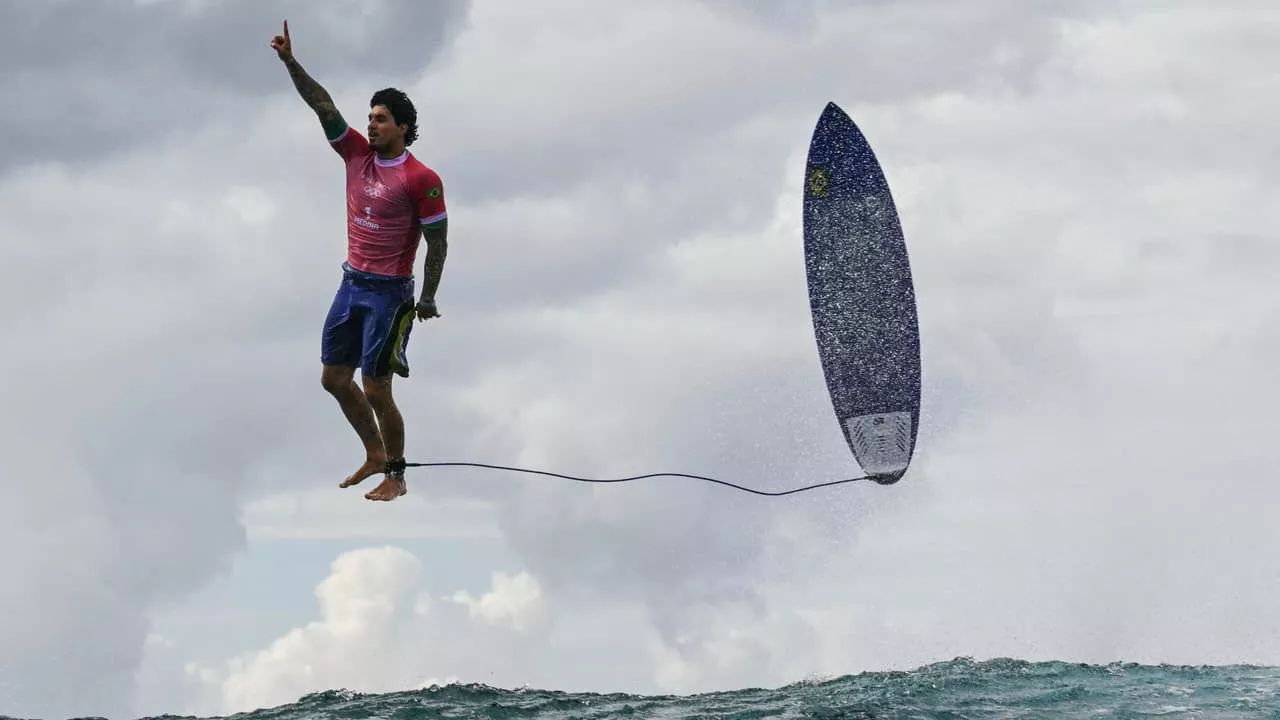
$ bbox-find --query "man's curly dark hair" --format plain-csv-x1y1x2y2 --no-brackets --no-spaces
371,87,418,146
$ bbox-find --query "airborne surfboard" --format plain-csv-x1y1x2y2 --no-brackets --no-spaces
803,101,921,485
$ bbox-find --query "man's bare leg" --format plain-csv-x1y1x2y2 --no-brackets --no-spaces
362,373,407,501
321,364,387,487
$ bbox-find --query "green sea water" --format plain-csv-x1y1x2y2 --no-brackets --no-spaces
117,657,1280,720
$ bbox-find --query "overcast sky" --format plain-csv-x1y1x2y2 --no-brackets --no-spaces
2,0,1278,718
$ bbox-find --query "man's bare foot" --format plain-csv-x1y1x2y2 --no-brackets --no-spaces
365,474,407,501
340,454,387,488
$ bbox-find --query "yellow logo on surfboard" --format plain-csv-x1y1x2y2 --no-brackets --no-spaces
807,167,830,197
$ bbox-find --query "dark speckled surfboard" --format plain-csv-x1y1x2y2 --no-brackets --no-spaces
803,101,921,485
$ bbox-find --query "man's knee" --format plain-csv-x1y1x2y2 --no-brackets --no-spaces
321,365,356,395
362,373,394,408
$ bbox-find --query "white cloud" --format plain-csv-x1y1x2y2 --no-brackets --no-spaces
449,571,548,633
189,547,550,715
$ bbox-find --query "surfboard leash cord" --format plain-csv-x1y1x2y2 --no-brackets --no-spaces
388,459,871,497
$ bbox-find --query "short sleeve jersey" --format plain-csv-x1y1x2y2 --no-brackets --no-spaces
329,126,447,277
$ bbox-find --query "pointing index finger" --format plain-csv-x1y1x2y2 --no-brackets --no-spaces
283,19,289,40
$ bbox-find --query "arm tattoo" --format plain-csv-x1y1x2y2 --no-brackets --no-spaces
421,223,448,301
283,57,345,136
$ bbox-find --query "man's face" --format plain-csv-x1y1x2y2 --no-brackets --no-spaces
367,104,403,151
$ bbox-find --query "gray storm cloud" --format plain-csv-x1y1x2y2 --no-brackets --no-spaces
0,0,467,173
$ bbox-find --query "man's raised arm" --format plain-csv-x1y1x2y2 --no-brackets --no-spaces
270,20,348,140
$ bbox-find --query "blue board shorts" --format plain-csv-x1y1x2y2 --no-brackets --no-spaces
321,262,416,378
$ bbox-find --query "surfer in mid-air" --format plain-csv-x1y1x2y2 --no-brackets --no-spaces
271,19,449,502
